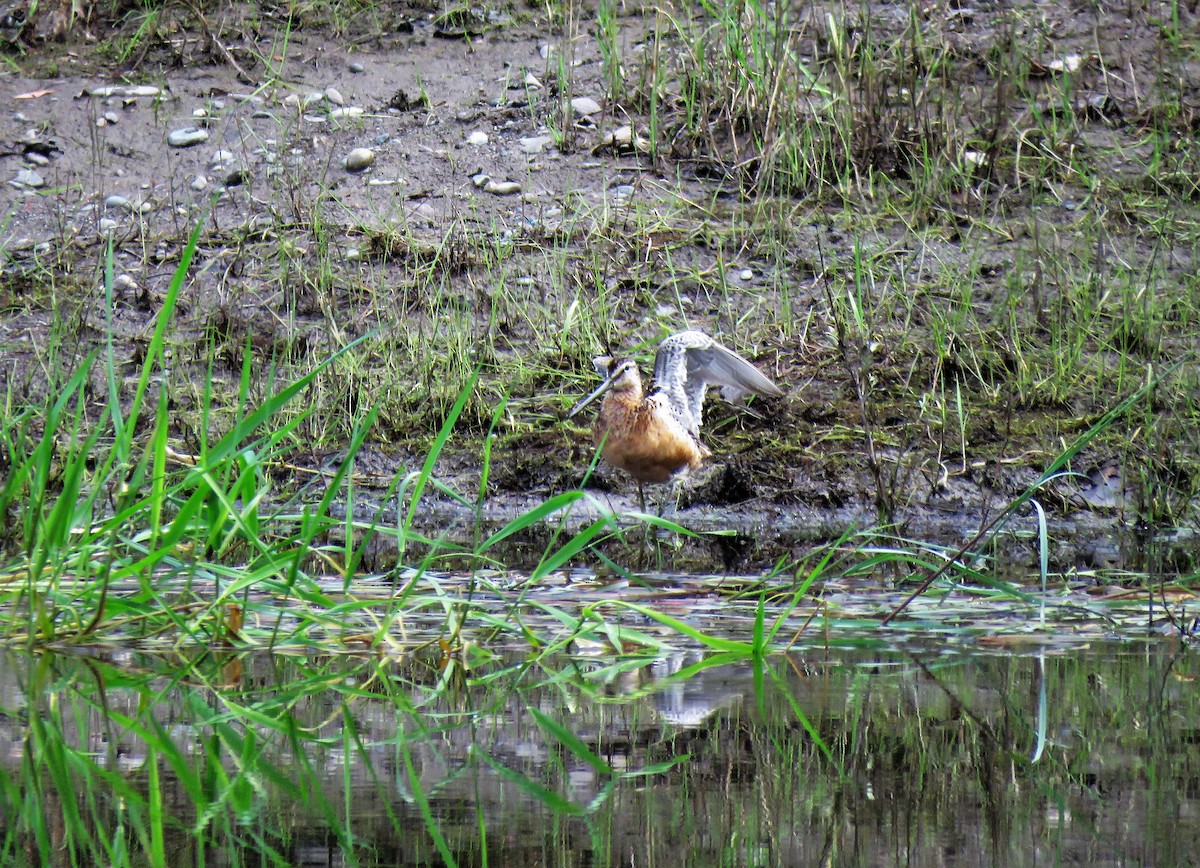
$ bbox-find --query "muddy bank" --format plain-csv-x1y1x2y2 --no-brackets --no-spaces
1,2,1198,569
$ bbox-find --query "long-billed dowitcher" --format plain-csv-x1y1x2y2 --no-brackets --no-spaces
567,331,783,508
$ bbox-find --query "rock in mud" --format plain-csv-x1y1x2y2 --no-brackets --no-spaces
466,130,489,146
13,169,43,188
484,180,521,195
519,136,553,155
344,148,375,172
571,96,601,116
595,124,651,155
90,84,161,99
104,195,133,210
167,127,209,148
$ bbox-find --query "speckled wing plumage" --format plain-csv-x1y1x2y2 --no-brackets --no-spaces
651,331,783,438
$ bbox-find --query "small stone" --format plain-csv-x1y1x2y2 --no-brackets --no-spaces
519,135,553,155
596,124,651,154
105,194,133,210
283,94,302,109
466,130,488,146
349,61,365,74
325,87,344,105
114,274,138,291
210,149,236,167
90,84,161,98
345,247,361,261
25,152,48,166
471,172,490,187
739,268,754,281
344,147,375,171
167,127,209,148
193,107,208,118
330,106,364,120
523,72,542,89
571,97,601,116
137,201,154,214
374,133,390,146
191,175,208,191
98,218,118,233
13,169,43,188
303,92,325,107
483,179,521,195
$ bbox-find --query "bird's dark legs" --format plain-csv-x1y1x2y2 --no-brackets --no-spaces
637,482,646,513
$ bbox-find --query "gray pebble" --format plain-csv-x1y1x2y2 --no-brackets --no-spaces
344,147,375,171
349,61,365,74
25,153,49,167
519,135,553,155
571,96,601,116
739,268,754,281
325,87,344,105
13,169,43,188
167,127,209,148
210,149,236,167
90,85,161,99
191,175,208,191
330,107,364,120
104,195,133,210
466,130,488,146
484,180,521,195
98,218,118,233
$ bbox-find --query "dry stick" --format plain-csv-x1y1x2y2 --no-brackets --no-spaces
881,367,1171,626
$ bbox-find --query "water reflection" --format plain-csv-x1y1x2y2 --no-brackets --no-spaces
0,643,1195,865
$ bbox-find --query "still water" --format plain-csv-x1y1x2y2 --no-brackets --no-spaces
0,636,1195,866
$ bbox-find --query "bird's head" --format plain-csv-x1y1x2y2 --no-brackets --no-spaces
567,357,643,418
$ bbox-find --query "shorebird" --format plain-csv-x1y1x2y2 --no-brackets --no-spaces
567,331,783,508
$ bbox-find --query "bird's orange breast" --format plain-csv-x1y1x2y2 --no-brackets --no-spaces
594,393,708,483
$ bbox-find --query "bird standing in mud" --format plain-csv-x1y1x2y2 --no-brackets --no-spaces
567,331,784,509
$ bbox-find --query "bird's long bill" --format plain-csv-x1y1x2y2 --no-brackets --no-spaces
567,372,617,418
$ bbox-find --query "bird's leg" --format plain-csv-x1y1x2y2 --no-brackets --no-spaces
637,482,646,514
660,478,684,519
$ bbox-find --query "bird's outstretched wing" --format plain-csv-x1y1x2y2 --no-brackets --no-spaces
652,331,783,437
